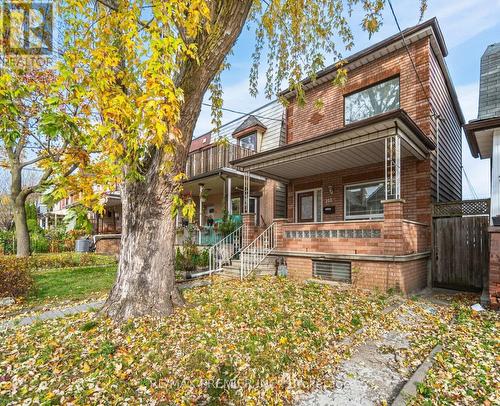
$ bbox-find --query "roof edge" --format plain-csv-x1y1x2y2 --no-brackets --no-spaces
231,109,435,167
278,18,446,98
464,117,500,159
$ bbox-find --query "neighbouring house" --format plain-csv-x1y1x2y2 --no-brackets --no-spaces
179,101,287,245
227,17,464,293
85,100,288,253
464,42,500,308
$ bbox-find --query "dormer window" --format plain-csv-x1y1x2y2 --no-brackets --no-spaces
232,115,267,153
344,76,400,124
239,132,257,151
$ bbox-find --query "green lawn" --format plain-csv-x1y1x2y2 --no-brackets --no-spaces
29,264,117,304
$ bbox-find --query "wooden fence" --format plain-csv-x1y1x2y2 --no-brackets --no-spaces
432,199,490,291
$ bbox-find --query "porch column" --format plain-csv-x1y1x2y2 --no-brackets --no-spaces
381,199,405,256
385,135,401,200
273,218,289,250
242,212,257,247
198,183,204,245
243,171,250,214
227,177,232,215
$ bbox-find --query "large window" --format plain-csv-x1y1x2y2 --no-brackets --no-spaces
344,77,400,124
239,132,257,151
345,181,385,220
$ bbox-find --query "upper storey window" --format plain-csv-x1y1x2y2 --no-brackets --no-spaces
239,132,257,151
344,77,400,124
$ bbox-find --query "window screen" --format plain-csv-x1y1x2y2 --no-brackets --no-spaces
344,77,400,124
239,132,257,151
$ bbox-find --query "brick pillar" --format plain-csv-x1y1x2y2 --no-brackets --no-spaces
382,199,405,256
273,218,288,249
487,227,500,309
242,213,257,247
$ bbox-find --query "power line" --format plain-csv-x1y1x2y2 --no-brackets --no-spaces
201,103,282,122
462,166,478,199
387,0,436,118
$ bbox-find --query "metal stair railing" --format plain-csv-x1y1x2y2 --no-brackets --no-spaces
208,225,243,274
240,222,276,279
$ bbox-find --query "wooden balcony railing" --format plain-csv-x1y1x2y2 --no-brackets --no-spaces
186,143,255,179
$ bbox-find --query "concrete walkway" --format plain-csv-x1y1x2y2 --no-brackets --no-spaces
297,303,437,406
0,300,104,332
0,278,213,332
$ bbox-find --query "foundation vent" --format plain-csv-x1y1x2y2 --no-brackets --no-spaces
313,261,351,282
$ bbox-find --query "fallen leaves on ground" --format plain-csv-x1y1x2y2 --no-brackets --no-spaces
0,277,389,405
407,303,499,406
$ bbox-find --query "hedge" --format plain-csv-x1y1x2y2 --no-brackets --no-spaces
0,257,33,298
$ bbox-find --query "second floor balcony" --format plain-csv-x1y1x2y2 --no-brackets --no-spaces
186,142,255,179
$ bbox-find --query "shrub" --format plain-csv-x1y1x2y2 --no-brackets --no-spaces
175,242,210,277
0,257,33,298
27,253,117,270
219,210,238,237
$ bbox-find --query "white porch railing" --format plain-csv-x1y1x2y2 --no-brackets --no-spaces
208,225,243,274
240,222,277,279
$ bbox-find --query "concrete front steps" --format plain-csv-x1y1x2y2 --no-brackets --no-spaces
221,256,277,278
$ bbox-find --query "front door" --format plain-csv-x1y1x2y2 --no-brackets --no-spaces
249,197,258,225
297,191,314,222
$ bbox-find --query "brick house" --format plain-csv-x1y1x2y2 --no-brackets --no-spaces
89,18,465,295
464,43,500,308
229,18,464,293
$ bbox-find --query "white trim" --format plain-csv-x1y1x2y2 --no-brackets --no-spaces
227,177,232,215
295,188,323,223
344,180,385,221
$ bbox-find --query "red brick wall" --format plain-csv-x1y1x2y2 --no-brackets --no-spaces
95,238,120,255
286,38,432,144
284,38,437,225
403,220,430,254
286,157,431,224
285,255,428,294
488,230,500,309
286,256,312,281
280,221,385,255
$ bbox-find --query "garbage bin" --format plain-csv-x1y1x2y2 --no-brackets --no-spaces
75,238,91,253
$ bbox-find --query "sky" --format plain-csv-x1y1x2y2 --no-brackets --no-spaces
193,0,500,199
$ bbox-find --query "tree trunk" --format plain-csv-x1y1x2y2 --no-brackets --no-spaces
10,164,31,257
13,196,30,257
101,0,253,321
100,158,184,320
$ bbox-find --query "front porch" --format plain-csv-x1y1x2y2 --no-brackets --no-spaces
233,110,434,292
177,169,267,246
